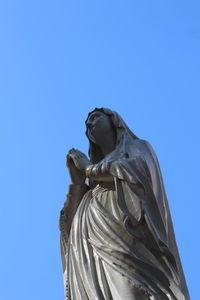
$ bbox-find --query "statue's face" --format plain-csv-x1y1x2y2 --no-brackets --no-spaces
86,111,115,144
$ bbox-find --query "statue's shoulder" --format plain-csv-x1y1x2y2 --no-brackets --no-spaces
133,138,152,151
132,139,157,162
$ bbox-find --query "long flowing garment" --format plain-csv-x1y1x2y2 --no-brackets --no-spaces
60,121,190,300
60,183,185,300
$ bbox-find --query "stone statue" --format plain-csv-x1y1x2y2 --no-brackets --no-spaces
59,108,190,300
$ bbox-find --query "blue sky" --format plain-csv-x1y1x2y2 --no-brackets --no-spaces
0,1,199,299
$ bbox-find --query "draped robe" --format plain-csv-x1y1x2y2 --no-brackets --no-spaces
59,138,190,300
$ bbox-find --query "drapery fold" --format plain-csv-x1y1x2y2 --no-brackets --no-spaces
60,108,190,300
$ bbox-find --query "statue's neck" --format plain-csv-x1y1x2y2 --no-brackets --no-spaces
98,135,116,157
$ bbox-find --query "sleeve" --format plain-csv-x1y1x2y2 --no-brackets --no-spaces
59,183,89,241
59,183,89,275
85,161,114,182
85,156,149,186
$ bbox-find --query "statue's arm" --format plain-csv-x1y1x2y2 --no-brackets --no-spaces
85,162,114,182
85,157,143,184
67,148,146,187
59,183,89,239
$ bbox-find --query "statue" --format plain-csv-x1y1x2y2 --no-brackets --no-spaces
59,108,190,300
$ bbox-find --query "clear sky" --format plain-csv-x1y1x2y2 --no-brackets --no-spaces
0,1,199,299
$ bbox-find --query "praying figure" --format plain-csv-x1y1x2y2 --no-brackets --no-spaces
59,108,190,300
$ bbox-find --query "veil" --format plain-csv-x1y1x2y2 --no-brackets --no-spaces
85,107,190,299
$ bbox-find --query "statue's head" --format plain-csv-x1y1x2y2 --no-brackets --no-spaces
85,108,138,163
85,108,116,145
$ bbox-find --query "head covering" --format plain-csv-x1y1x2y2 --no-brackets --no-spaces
85,107,138,163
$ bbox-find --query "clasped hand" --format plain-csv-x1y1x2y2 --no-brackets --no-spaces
66,148,91,185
